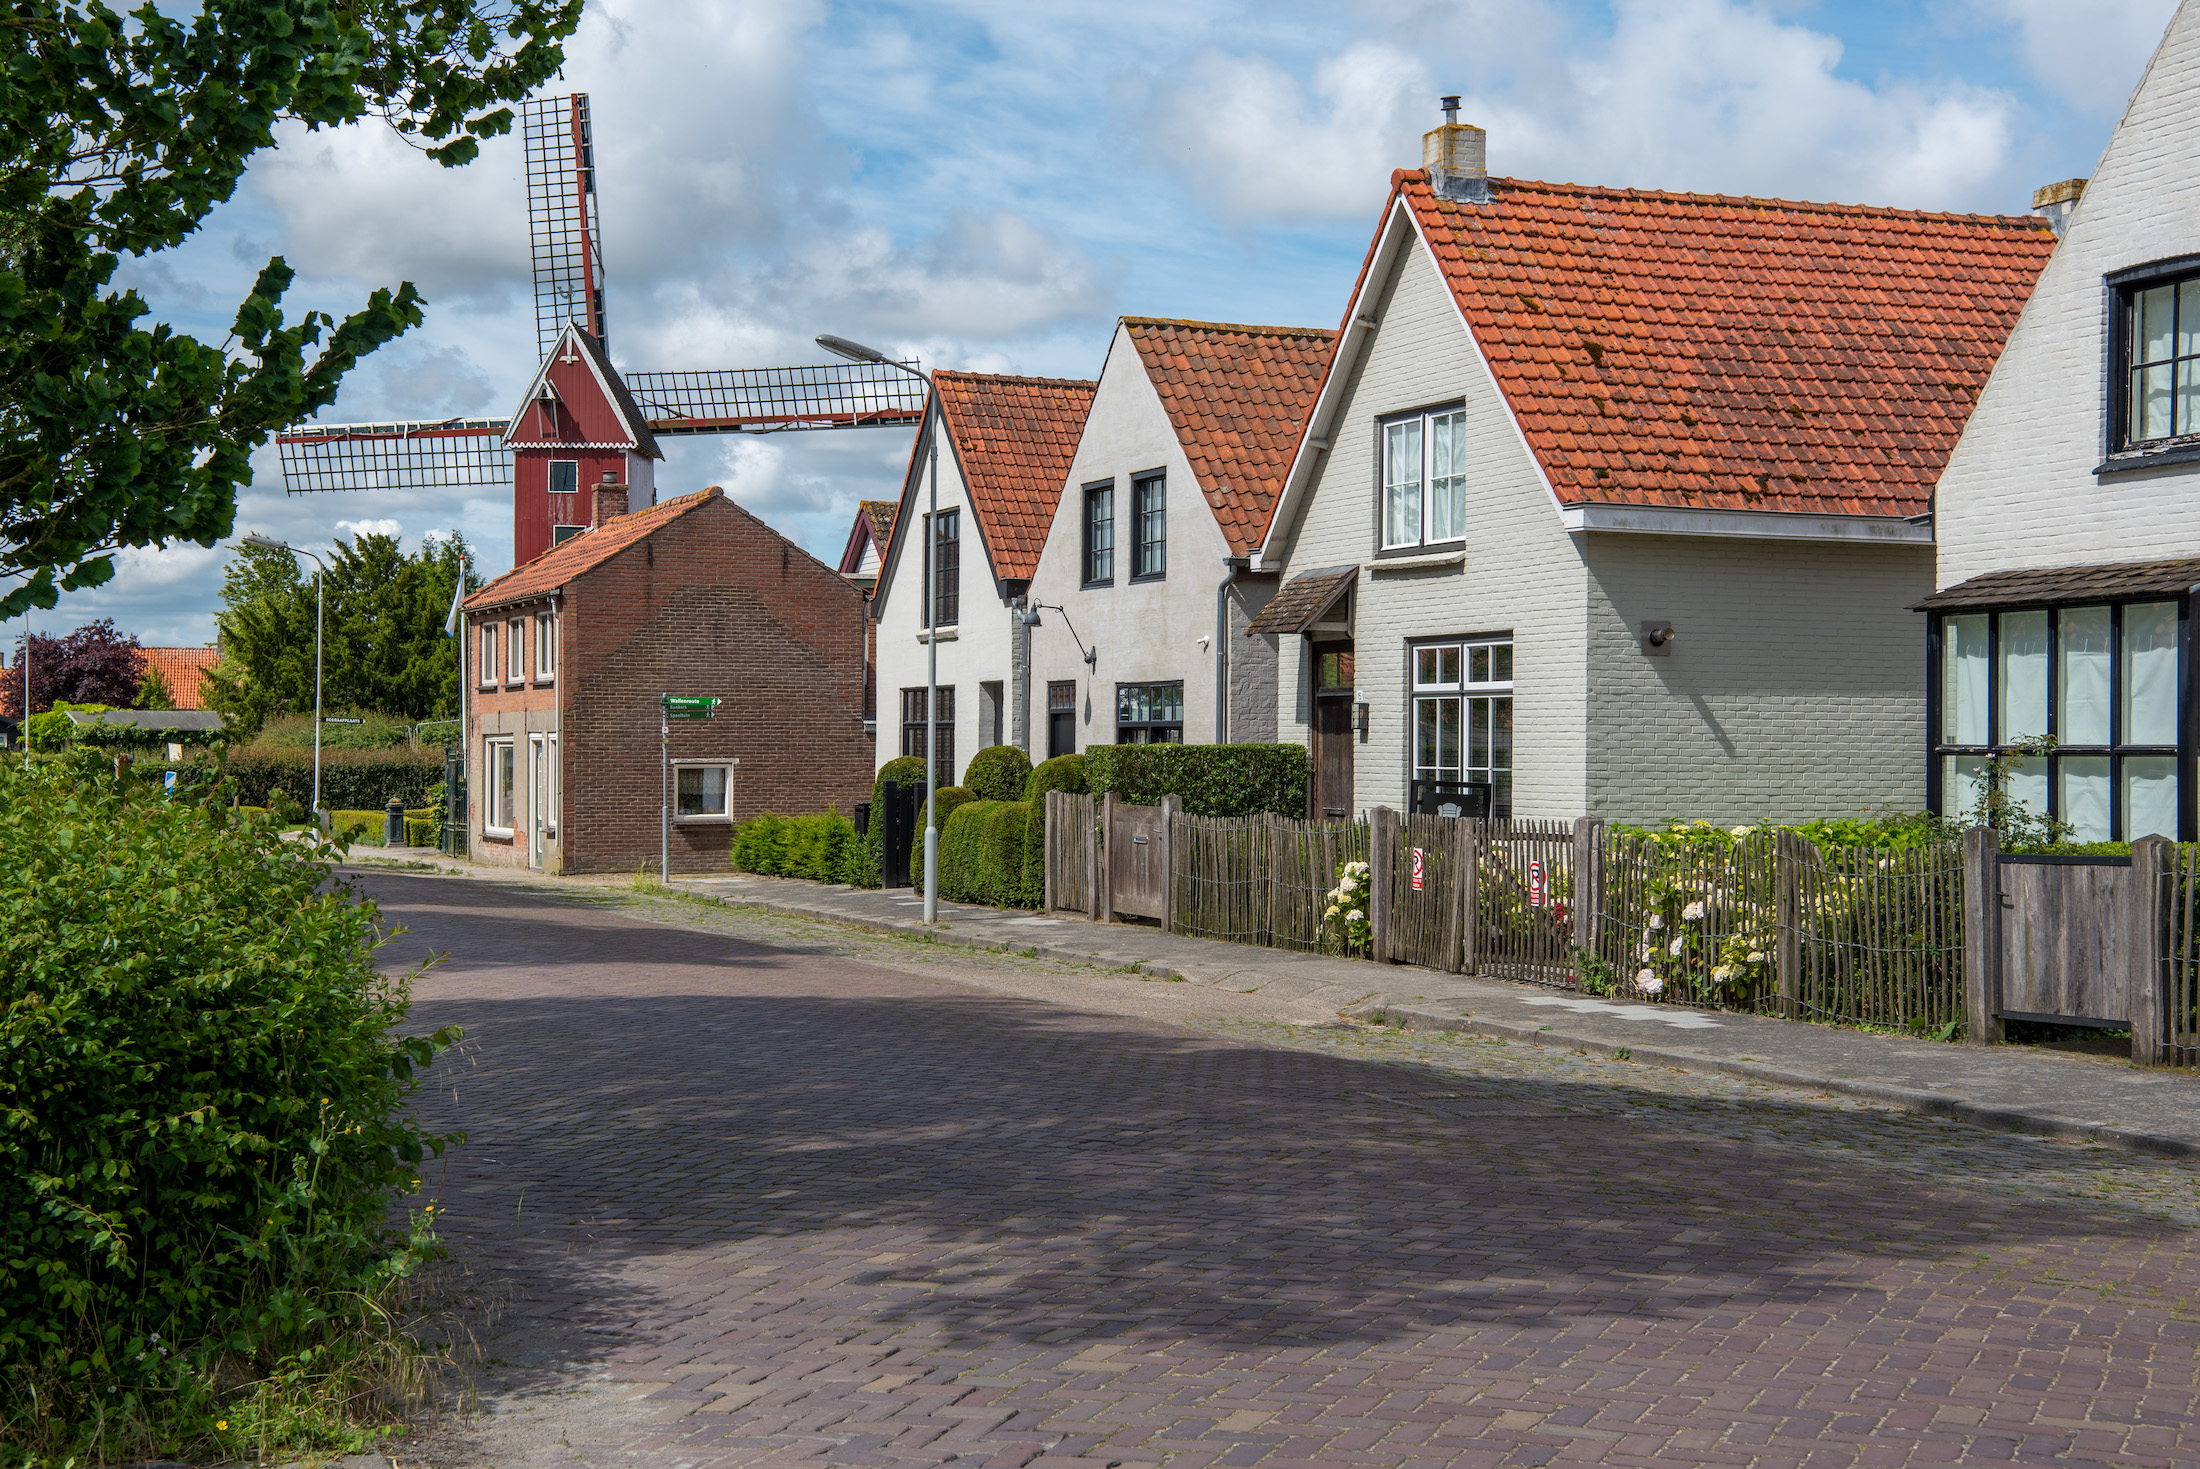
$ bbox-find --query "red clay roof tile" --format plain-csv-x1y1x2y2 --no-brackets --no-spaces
932,372,1095,581
464,488,722,610
139,646,219,709
1121,319,1337,556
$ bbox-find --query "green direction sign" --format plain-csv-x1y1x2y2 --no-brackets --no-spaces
662,696,721,721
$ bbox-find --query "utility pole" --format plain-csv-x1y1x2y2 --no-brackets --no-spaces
660,691,670,883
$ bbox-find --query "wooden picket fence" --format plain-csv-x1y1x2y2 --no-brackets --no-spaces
2149,845,2200,1068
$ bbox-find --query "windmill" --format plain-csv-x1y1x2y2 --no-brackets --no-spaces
275,94,927,567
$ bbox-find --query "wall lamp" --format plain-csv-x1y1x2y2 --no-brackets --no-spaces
1640,621,1677,656
1022,603,1097,669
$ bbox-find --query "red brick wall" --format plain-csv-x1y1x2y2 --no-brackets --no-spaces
558,496,870,875
466,600,564,870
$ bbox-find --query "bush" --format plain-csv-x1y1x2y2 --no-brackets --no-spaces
936,799,999,902
405,818,438,847
963,744,1032,802
732,812,792,874
922,785,975,836
734,812,858,882
1084,743,1307,818
331,809,386,845
980,801,1033,907
1019,753,1087,906
853,756,929,889
0,762,457,1456
222,747,442,811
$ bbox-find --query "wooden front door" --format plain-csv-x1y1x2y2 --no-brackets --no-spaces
1314,696,1354,819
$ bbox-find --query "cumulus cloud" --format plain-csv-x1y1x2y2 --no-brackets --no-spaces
335,519,406,540
1966,0,2180,112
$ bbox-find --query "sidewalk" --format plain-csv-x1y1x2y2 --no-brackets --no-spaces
675,873,2200,1161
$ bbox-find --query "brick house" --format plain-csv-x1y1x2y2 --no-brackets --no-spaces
838,500,897,727
1253,110,2056,824
462,482,871,874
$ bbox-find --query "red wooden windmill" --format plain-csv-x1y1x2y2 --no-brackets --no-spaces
276,94,925,568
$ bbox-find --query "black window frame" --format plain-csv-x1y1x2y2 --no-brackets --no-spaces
1925,600,2193,842
2101,254,2200,474
548,459,580,496
1131,472,1166,582
899,685,957,788
1115,680,1184,744
929,509,961,628
1082,481,1115,587
1406,633,1514,821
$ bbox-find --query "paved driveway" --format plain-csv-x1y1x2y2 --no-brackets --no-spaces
370,872,2200,1468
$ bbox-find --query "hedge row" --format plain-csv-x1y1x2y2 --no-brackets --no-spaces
938,799,1035,907
220,749,442,810
732,811,864,883
1083,743,1307,818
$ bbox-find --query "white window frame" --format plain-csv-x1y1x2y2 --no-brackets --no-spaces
505,618,525,685
534,611,556,682
479,623,497,689
671,758,738,824
1410,636,1514,818
1381,405,1469,551
483,737,516,837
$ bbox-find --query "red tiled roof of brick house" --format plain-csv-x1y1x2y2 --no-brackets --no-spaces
139,646,221,709
928,372,1096,584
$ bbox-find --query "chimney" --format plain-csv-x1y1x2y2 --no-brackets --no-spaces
2032,177,2086,238
1423,95,1489,204
591,471,628,528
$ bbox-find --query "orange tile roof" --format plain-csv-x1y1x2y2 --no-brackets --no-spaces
140,646,219,709
932,371,1095,581
464,488,722,610
1383,171,2056,517
1122,319,1336,556
862,499,898,554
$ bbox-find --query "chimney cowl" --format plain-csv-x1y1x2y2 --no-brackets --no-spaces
1423,98,1489,204
2031,177,2086,239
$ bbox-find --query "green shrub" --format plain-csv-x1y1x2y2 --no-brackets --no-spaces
732,812,793,874
1018,753,1087,906
256,712,414,752
854,756,929,888
936,799,1001,902
404,818,439,847
1084,743,1307,818
221,748,441,810
980,801,1034,907
330,809,388,845
0,762,458,1456
922,785,975,836
963,744,1032,802
781,812,857,882
266,786,307,826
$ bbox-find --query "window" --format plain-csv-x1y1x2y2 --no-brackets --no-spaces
1083,482,1115,585
2120,274,2200,447
548,459,579,497
552,524,586,547
1048,680,1077,758
505,619,525,684
674,762,734,821
1132,474,1166,579
930,509,960,628
479,624,497,688
1411,637,1513,818
1316,645,1354,692
534,612,556,682
1116,681,1183,743
1381,406,1469,550
484,738,515,836
900,685,957,787
1933,603,2183,841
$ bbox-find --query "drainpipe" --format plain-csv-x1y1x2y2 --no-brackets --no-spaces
1214,558,1245,744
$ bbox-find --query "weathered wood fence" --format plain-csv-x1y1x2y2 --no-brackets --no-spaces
1042,800,2196,1065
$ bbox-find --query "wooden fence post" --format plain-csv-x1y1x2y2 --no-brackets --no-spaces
1775,830,1803,1019
1099,791,1118,925
1262,813,1280,947
2130,835,2169,1065
1460,820,1480,974
1159,793,1182,935
1571,817,1604,957
1962,825,2002,1045
1369,806,1397,962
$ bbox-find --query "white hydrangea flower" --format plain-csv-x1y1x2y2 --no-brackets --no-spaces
1638,972,1665,995
1681,900,1706,921
1648,914,1665,931
1747,950,1764,964
1347,909,1365,923
1730,825,1754,838
1634,967,1655,985
1669,937,1685,957
1713,963,1737,981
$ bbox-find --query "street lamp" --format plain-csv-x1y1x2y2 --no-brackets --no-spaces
818,332,941,922
242,534,327,821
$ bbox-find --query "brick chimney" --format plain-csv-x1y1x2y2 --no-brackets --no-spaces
1423,95,1489,204
591,471,628,528
2032,177,2086,238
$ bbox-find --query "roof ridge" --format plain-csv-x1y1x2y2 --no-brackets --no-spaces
1400,168,2051,229
1122,316,1339,339
933,369,1097,389
466,486,721,606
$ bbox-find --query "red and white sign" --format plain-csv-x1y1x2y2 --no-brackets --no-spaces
1410,847,1425,891
1528,858,1546,908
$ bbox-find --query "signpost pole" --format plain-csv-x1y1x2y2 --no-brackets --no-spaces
660,693,670,883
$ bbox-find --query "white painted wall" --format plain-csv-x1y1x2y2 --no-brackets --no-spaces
870,420,1020,782
1936,1,2200,585
1025,323,1273,752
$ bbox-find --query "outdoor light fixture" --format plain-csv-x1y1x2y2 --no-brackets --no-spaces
815,333,886,364
1023,604,1098,669
243,534,327,817
1640,621,1677,655
1355,701,1370,738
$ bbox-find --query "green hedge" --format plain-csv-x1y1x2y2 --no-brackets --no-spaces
0,762,457,1450
964,744,1032,802
220,748,442,810
733,811,859,882
854,756,928,888
1020,753,1087,905
937,799,999,903
1084,743,1307,818
935,799,1038,909
921,785,975,836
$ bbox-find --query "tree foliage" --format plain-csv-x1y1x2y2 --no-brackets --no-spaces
0,618,144,716
205,531,478,733
0,0,586,621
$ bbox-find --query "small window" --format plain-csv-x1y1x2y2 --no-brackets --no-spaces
1083,482,1114,585
900,685,957,787
505,619,525,684
1132,474,1166,580
1316,645,1354,692
484,738,516,835
1411,637,1513,818
535,612,556,682
674,762,734,822
479,623,497,688
548,459,579,496
2121,275,2200,448
1381,405,1469,550
930,510,960,628
1116,681,1183,743
552,524,586,547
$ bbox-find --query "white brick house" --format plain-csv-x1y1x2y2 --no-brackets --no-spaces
1921,0,2200,843
1252,114,2055,825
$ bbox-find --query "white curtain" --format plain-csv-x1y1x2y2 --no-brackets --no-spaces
1428,410,1467,542
2123,602,2179,746
2057,606,2112,746
2124,756,2178,840
1997,610,2048,743
1383,419,1421,547
1943,615,1989,745
2060,757,2112,842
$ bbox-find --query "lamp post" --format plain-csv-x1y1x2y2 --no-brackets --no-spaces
242,535,327,820
817,332,939,921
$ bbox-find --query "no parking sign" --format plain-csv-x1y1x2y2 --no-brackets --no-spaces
1410,847,1425,891
1528,858,1546,907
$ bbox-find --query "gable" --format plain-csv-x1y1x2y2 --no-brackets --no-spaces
504,325,663,457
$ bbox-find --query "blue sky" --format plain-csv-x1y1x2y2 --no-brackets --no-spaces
19,0,2185,648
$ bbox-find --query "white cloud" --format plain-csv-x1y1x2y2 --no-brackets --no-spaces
1966,0,2180,112
335,519,405,540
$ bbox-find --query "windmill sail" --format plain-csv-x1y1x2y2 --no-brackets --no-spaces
522,93,606,357
277,418,512,493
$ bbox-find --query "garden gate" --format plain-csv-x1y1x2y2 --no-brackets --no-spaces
1104,793,1178,922
879,779,922,889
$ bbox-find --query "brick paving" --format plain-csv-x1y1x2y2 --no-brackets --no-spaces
372,872,2200,1468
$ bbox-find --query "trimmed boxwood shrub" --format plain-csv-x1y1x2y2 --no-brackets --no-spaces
936,799,1000,902
1020,753,1088,906
963,744,1032,802
980,801,1033,907
853,756,929,888
1084,742,1307,818
920,785,975,837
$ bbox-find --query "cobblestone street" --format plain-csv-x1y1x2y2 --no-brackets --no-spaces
370,871,2200,1468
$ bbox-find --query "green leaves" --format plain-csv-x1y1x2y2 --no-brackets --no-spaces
0,0,584,621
